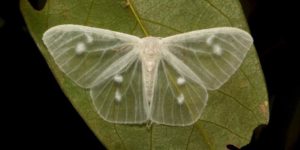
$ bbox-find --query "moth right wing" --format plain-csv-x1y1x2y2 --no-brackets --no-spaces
43,25,149,124
42,24,141,88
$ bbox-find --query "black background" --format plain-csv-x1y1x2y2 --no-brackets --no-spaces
1,0,299,149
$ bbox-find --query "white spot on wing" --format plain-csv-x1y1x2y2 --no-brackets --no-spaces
177,93,185,105
177,77,186,85
86,34,93,43
206,35,215,45
115,89,122,102
114,74,123,83
75,42,86,55
212,45,222,56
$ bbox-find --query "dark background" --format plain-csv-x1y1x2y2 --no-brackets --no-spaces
1,0,299,149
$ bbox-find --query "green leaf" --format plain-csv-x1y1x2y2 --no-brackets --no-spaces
21,0,269,149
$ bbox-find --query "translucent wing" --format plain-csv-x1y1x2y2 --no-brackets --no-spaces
151,58,208,126
90,60,148,123
43,25,148,123
43,24,140,88
150,27,253,125
161,27,253,90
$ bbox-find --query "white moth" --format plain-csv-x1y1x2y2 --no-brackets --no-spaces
42,24,253,126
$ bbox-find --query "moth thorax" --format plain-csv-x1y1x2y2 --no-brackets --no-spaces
140,37,161,56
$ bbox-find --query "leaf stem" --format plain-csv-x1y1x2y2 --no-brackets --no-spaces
126,0,149,36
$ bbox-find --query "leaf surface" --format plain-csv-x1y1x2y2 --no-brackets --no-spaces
20,0,269,149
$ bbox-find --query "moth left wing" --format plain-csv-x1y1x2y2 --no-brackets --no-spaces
151,27,253,126
161,27,253,90
42,24,141,88
90,59,149,124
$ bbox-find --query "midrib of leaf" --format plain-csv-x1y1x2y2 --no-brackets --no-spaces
84,0,95,25
127,0,149,36
141,18,182,33
194,124,215,150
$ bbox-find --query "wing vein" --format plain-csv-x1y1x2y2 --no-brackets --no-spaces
193,54,224,84
60,54,77,68
52,34,82,53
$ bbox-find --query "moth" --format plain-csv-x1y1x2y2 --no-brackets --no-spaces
42,25,253,126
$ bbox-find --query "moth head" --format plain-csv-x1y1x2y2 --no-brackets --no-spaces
140,37,162,56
